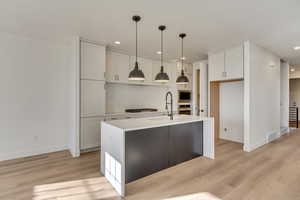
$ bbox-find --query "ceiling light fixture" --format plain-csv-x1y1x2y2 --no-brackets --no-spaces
294,46,300,50
114,41,121,45
128,15,145,81
176,33,189,84
291,68,295,72
157,51,162,55
155,25,170,83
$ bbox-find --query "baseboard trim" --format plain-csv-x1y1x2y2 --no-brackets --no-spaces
0,145,68,161
245,130,281,152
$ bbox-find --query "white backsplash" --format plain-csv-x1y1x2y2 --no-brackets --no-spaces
105,84,178,114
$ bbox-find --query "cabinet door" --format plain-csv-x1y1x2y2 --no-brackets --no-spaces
129,57,153,83
225,45,244,80
169,122,203,166
81,42,106,81
208,51,225,81
166,62,177,84
125,127,169,183
81,80,105,117
106,51,130,82
80,116,103,149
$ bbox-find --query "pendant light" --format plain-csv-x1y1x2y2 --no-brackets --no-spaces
155,25,169,83
129,15,145,81
176,33,189,84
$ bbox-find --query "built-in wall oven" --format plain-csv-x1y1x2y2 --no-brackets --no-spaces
178,90,192,115
178,90,191,103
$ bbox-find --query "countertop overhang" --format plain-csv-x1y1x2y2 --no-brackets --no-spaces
102,115,213,131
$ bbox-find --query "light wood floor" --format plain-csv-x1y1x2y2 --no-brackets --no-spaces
1,131,300,200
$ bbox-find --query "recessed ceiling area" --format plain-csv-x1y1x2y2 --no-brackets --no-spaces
1,0,300,64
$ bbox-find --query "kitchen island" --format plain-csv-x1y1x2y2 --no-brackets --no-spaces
100,115,214,196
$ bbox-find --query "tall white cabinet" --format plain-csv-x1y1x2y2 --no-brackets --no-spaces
80,41,106,151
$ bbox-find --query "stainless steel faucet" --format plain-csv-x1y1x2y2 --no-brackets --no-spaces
165,91,173,120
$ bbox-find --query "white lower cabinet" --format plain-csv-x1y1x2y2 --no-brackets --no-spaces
80,116,104,150
81,80,105,117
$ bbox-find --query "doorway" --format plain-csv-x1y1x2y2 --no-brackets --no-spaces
209,80,244,145
192,61,208,117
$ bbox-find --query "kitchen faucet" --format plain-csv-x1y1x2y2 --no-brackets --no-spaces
165,91,173,120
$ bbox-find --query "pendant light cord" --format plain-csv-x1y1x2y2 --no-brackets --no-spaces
181,36,184,74
161,30,163,71
135,21,138,65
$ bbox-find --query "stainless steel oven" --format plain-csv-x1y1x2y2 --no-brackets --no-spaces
178,90,191,103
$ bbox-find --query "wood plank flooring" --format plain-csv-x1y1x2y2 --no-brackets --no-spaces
1,130,300,200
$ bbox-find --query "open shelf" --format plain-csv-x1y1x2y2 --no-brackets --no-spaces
106,80,170,87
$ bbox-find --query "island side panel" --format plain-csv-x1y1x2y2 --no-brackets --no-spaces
101,122,126,196
169,121,203,167
124,126,169,183
203,118,215,159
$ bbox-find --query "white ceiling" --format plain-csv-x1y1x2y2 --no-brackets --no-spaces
1,0,300,65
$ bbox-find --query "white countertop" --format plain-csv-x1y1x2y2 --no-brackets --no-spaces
103,115,213,131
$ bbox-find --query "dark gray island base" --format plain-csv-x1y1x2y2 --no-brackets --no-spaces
101,115,214,196
125,121,203,183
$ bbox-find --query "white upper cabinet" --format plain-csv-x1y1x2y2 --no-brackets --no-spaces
177,62,193,75
81,41,106,81
129,56,153,83
106,51,130,82
209,51,225,81
152,61,161,82
225,45,243,80
209,45,244,81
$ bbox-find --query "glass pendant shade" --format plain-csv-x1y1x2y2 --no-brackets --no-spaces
129,15,145,81
155,25,169,83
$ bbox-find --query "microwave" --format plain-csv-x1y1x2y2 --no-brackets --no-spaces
178,90,191,102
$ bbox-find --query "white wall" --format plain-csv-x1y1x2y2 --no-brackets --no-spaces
244,41,281,152
280,62,289,128
220,81,244,143
0,32,74,161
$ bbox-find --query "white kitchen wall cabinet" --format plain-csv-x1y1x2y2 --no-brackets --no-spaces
106,51,130,82
177,62,193,75
209,51,225,81
80,116,104,149
225,45,244,80
81,41,106,81
129,56,153,83
81,80,106,117
209,45,244,81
